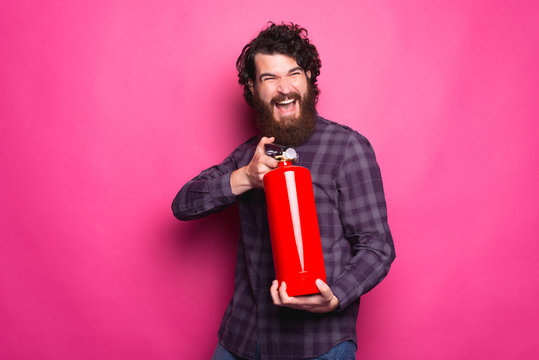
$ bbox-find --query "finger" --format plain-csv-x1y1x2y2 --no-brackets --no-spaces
256,136,275,154
315,279,334,300
270,280,282,306
262,156,279,169
257,163,276,183
278,282,296,305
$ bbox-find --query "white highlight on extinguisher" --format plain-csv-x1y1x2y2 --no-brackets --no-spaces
284,171,305,272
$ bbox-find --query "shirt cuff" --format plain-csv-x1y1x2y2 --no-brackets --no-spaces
330,276,362,311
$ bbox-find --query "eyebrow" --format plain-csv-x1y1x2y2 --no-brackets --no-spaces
259,67,304,81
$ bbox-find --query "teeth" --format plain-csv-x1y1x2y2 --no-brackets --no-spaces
277,99,294,105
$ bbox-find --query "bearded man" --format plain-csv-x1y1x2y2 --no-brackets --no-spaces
172,23,395,360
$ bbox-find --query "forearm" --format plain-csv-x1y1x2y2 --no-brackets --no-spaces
172,152,240,221
172,137,275,219
331,231,395,309
172,171,236,220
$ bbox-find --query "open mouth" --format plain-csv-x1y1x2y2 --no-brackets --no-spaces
274,98,297,114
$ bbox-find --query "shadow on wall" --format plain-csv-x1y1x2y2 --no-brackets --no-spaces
162,95,257,308
165,92,257,261
173,204,240,250
166,204,241,278
166,93,254,258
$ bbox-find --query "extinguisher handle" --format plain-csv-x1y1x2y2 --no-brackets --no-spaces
265,144,299,163
265,143,287,158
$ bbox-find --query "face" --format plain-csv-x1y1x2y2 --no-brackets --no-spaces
249,53,317,147
250,54,311,125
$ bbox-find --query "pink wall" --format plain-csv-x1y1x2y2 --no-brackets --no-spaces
1,1,538,359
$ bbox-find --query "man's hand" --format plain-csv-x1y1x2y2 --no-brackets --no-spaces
230,137,279,195
270,279,339,313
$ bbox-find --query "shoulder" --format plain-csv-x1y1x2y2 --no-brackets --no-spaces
315,116,374,152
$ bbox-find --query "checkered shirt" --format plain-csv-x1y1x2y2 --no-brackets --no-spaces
172,116,395,359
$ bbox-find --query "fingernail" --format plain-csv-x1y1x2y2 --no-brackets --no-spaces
316,279,323,286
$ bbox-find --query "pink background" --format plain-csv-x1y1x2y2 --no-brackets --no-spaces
1,1,538,359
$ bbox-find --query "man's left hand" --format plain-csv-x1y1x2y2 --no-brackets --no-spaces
270,279,339,313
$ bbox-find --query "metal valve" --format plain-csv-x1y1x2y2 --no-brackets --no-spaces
265,143,299,163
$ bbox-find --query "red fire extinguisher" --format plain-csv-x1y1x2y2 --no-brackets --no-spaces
264,145,326,297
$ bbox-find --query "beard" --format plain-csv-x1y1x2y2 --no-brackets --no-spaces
252,84,317,147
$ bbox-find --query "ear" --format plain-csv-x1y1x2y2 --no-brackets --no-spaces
248,79,255,94
306,70,311,79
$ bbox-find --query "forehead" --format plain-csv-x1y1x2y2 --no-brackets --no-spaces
254,53,301,75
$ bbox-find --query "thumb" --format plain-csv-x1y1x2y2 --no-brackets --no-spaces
256,136,275,154
315,279,333,300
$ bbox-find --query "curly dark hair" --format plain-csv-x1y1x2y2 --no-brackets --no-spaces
236,22,322,106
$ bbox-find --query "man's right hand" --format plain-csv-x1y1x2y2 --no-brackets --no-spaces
230,137,279,195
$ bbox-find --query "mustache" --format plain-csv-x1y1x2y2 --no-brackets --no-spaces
270,92,302,106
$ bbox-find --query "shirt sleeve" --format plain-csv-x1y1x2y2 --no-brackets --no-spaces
171,151,239,221
330,134,396,310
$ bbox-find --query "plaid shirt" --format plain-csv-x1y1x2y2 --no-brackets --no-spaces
172,116,395,359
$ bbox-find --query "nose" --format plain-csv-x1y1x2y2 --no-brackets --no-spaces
276,77,292,94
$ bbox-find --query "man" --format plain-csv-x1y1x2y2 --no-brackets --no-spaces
172,23,395,360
